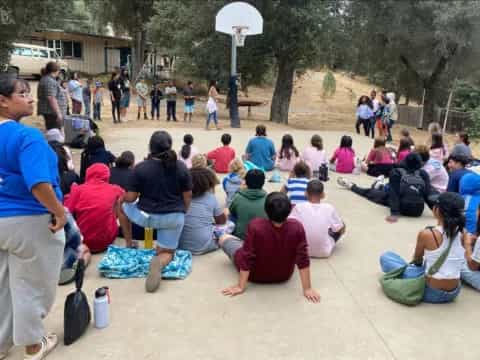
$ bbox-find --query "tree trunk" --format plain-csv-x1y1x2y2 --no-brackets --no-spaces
270,56,296,124
423,84,437,125
131,28,147,81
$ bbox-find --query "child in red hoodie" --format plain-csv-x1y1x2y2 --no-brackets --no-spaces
65,163,130,252
207,133,236,173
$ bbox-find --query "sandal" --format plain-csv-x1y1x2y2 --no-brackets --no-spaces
24,333,58,360
58,261,78,286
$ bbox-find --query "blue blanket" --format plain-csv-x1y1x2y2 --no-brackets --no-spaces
98,246,192,279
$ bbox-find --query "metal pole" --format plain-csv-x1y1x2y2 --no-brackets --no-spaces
443,90,453,133
417,88,426,129
229,34,240,128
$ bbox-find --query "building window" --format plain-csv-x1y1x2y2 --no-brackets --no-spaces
46,40,82,59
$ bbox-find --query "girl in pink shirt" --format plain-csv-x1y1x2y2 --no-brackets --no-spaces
276,134,300,171
330,135,355,173
363,137,394,177
302,134,327,174
178,134,199,169
397,137,412,162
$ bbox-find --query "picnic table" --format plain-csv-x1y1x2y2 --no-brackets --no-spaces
237,100,265,117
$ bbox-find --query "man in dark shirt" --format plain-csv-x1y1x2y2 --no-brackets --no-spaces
150,83,163,120
183,81,195,123
219,192,321,303
447,154,471,193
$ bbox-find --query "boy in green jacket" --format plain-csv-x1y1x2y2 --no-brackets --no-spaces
229,169,267,239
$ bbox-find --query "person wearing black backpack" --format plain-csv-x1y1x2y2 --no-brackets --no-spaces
337,153,434,223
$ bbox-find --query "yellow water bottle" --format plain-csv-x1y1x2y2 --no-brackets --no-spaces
144,227,153,249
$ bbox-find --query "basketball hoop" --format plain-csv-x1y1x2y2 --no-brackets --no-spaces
233,26,248,47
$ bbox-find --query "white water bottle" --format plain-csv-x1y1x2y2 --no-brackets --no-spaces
94,287,109,329
353,158,361,175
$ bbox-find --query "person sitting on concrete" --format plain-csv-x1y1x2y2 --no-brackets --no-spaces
451,131,472,160
179,167,233,255
380,192,465,304
459,173,480,236
281,161,311,205
329,135,356,174
79,135,116,182
289,180,345,258
461,206,480,291
415,145,448,194
207,133,236,174
337,153,433,223
109,151,135,191
219,192,321,302
229,169,267,240
223,158,246,207
244,125,276,171
65,163,129,253
447,153,471,193
362,137,395,177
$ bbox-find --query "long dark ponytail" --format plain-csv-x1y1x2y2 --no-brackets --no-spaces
436,192,466,241
181,134,194,160
149,131,177,168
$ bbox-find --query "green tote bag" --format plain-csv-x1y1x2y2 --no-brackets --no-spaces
380,232,454,306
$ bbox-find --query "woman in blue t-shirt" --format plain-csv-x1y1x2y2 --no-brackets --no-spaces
0,74,66,359
244,124,276,171
120,131,193,293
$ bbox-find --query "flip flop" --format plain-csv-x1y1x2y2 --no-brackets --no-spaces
58,261,78,286
24,333,58,360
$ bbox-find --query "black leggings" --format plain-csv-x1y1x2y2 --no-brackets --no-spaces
112,99,121,123
355,117,369,136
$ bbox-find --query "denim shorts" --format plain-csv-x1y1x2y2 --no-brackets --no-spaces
122,202,185,250
184,104,194,113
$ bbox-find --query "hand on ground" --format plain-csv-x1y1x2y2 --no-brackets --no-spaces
303,288,321,303
222,285,245,297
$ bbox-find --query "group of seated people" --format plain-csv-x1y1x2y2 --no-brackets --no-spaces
48,119,480,306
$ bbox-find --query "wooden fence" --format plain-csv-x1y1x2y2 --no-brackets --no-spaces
398,105,473,133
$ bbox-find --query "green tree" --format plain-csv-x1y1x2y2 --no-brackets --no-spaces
0,0,75,66
86,0,158,79
345,0,480,123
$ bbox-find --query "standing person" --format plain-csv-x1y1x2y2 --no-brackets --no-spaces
429,132,449,162
150,83,162,121
82,78,92,118
68,72,83,115
385,92,398,142
120,131,193,293
451,131,472,159
369,90,379,138
135,78,149,120
244,125,276,171
206,80,220,130
92,81,104,121
119,68,131,122
37,61,64,130
108,72,122,124
165,80,177,122
60,80,70,116
183,81,195,122
355,95,374,137
0,75,66,359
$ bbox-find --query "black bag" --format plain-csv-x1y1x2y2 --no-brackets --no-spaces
319,164,329,182
398,168,425,201
64,259,91,345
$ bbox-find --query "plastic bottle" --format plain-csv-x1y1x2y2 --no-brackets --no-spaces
144,227,154,249
353,158,361,175
94,287,109,329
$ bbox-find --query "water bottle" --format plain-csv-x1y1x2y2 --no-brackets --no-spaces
353,158,361,175
144,227,154,249
94,287,109,329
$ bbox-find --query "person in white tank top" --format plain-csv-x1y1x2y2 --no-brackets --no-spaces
380,192,466,304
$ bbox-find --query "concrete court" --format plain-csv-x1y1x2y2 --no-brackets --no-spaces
17,126,478,360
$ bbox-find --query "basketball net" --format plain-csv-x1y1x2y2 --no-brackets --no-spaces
233,26,248,47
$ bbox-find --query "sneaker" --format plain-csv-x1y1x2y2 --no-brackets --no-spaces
337,177,353,189
145,256,163,293
24,333,58,360
372,175,385,190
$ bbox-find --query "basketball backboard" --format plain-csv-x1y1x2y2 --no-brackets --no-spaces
215,2,263,36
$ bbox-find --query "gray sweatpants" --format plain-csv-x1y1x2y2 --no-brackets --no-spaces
0,214,64,350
